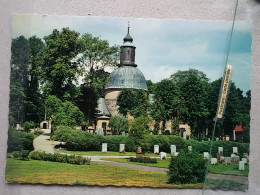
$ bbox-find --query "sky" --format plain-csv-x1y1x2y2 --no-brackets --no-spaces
12,15,252,94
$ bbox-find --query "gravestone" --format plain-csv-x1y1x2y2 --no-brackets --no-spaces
119,144,125,153
243,153,249,158
160,152,167,160
218,147,223,154
216,137,219,141
239,161,245,170
137,146,142,154
231,153,236,160
220,156,225,162
203,152,209,160
217,153,223,161
234,156,240,162
225,157,231,164
170,145,176,155
173,152,179,156
242,158,248,164
102,143,107,152
233,147,238,154
154,145,159,154
211,158,217,165
188,146,192,151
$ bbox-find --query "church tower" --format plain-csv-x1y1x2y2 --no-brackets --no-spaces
104,24,147,116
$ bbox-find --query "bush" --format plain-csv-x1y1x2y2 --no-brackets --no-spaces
7,129,35,152
29,151,91,165
23,121,35,132
129,156,157,164
168,150,207,184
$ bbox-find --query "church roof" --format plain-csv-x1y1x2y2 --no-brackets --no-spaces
96,98,111,117
105,66,148,91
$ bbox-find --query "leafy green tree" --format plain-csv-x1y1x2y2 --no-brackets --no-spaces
151,79,180,133
79,33,120,73
172,70,210,138
170,68,209,83
40,27,82,101
109,115,129,135
9,36,30,125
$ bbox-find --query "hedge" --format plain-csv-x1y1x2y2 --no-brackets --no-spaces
29,151,91,165
52,126,249,155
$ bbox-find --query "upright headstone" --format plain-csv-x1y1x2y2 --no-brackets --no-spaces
218,147,223,154
220,156,225,162
154,145,159,154
231,153,236,160
242,158,248,164
170,145,176,155
233,147,238,154
217,153,223,161
239,161,245,170
204,152,209,160
211,158,217,165
119,144,125,153
173,152,179,156
183,131,186,140
137,146,142,153
234,155,240,162
216,137,219,141
102,143,107,152
225,157,231,164
160,152,167,160
188,146,192,151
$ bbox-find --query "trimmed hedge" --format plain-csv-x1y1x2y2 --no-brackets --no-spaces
52,126,249,155
29,151,91,165
129,156,157,164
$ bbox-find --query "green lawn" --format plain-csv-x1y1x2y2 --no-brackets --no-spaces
209,162,249,176
59,150,169,157
5,158,201,188
101,157,170,168
102,158,249,176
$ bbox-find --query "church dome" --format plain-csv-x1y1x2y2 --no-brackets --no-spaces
105,66,148,91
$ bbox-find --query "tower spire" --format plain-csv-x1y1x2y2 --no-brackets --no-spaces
123,22,133,43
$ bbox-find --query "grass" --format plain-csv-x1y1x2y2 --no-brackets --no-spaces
205,179,243,190
5,158,201,188
209,162,249,176
101,157,170,168
59,150,169,157
102,158,249,176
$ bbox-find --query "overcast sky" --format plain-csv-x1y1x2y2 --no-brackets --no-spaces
12,15,252,94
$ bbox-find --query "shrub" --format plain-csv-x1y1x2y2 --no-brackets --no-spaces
23,121,35,132
129,156,157,164
52,126,75,141
7,129,35,152
168,150,207,184
29,151,91,165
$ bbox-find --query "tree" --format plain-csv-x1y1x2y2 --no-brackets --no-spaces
151,79,180,133
79,33,120,73
109,115,129,135
9,36,30,125
40,27,82,101
170,70,210,138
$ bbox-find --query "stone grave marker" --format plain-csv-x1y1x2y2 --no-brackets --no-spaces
242,158,248,164
102,143,107,152
170,145,176,155
231,153,236,161
119,144,125,153
203,152,209,160
233,147,238,154
220,156,225,162
225,157,231,164
137,146,142,154
218,147,223,154
239,161,245,170
217,153,223,161
154,145,159,154
160,152,167,160
234,155,240,162
211,158,217,165
216,137,219,141
188,146,192,151
173,152,179,156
